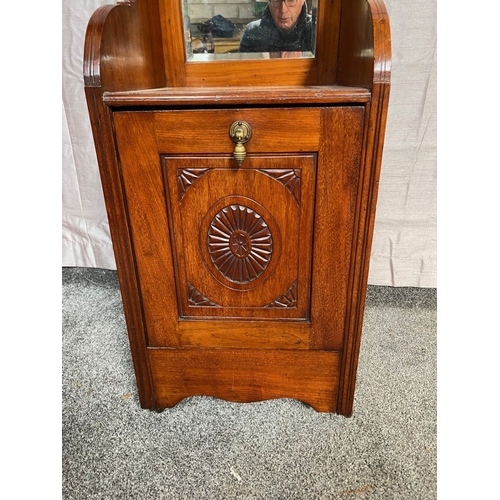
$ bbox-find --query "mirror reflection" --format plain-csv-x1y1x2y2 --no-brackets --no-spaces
182,0,317,61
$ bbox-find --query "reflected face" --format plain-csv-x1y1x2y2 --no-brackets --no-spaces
268,0,306,31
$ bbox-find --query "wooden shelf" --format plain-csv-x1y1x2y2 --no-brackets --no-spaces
103,85,372,107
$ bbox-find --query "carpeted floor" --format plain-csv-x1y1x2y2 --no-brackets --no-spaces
62,267,437,499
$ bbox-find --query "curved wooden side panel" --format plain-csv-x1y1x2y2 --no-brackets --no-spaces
337,0,391,416
83,4,115,88
336,0,391,88
83,0,166,91
369,0,391,84
83,0,168,408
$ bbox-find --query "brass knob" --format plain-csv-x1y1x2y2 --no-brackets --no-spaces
229,121,252,166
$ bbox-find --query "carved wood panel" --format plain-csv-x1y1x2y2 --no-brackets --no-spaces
162,155,317,321
113,107,364,352
207,204,273,284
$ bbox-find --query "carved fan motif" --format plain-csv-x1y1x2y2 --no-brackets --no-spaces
177,168,209,201
208,205,273,284
260,169,301,204
187,282,220,307
265,281,298,308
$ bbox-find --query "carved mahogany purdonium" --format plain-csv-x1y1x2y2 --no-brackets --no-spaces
84,0,391,415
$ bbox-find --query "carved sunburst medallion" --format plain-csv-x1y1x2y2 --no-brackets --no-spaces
208,205,273,284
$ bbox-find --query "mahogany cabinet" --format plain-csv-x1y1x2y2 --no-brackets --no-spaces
84,0,391,415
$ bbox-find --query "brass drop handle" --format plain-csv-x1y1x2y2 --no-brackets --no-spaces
229,121,252,166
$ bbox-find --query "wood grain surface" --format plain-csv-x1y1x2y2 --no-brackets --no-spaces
83,0,391,415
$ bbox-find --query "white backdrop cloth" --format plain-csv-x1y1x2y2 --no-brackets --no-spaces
62,0,437,287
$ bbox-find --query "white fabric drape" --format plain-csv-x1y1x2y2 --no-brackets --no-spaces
62,0,437,287
62,0,116,269
369,0,437,287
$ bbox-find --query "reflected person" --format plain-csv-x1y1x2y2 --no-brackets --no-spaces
239,0,313,53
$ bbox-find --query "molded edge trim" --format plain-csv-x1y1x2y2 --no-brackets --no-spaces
83,4,119,87
368,0,392,84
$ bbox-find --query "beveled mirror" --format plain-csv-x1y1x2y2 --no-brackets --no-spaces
182,0,318,61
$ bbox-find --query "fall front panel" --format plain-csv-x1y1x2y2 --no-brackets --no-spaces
112,107,364,351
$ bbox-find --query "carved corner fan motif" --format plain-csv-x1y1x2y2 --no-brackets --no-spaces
260,169,301,205
208,205,273,284
187,280,297,309
177,168,301,204
265,281,298,308
187,282,220,307
177,168,209,202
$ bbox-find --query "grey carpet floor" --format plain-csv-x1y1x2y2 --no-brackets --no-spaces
62,267,437,500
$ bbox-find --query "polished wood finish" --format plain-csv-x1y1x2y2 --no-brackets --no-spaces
112,106,364,353
83,0,391,415
84,0,165,91
102,85,371,107
149,349,341,412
